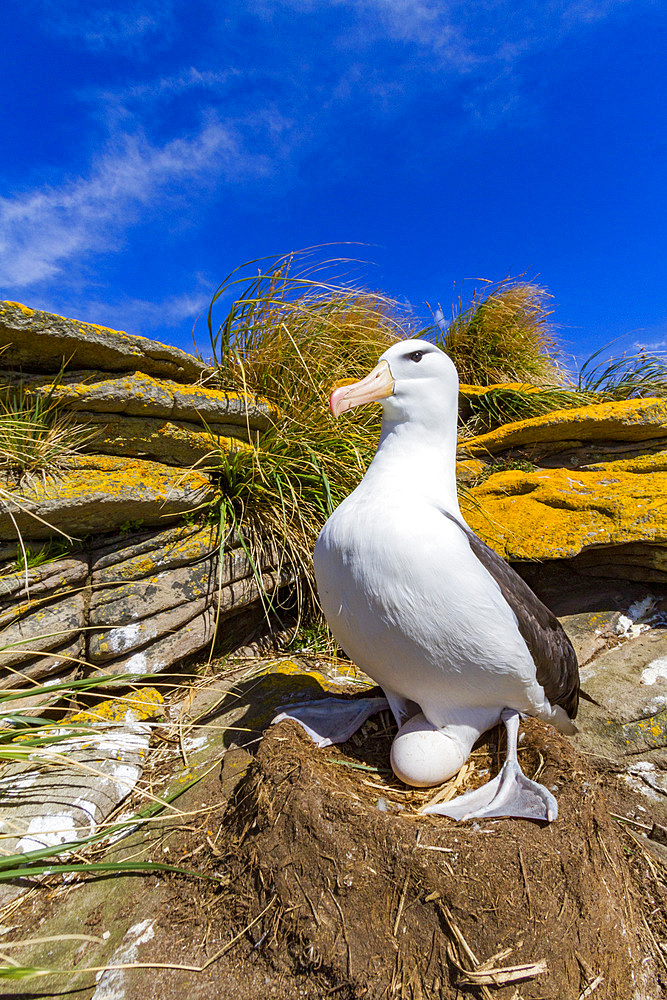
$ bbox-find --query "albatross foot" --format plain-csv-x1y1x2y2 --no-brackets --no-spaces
422,759,558,823
271,696,389,748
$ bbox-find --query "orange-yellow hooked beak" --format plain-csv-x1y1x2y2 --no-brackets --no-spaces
329,359,395,417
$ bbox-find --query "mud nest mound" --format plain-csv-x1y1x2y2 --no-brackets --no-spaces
222,715,660,999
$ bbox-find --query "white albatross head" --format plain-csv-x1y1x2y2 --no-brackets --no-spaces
329,339,459,426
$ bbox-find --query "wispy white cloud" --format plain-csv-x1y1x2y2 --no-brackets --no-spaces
633,324,667,353
32,0,175,51
91,68,240,116
0,122,270,289
235,0,644,134
72,287,213,337
4,0,654,335
634,340,667,352
257,0,635,66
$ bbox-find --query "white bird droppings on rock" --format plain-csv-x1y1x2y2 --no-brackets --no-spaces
640,657,667,686
615,614,649,640
107,623,143,654
91,918,155,1000
124,651,150,674
183,735,209,750
16,813,77,853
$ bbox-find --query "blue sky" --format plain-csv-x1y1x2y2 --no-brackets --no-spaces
1,0,665,368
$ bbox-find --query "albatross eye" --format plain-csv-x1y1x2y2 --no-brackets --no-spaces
408,351,424,363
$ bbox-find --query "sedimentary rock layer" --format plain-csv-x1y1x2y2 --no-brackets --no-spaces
0,455,216,540
0,524,288,687
0,301,208,382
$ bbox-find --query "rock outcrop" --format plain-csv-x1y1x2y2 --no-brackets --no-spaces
0,455,215,539
458,393,667,583
0,301,208,381
1,523,289,698
0,303,287,700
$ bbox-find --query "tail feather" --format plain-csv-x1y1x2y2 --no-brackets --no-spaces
549,703,578,735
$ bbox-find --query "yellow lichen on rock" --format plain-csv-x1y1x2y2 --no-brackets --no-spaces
461,397,667,456
77,411,253,467
0,455,215,540
462,465,667,561
0,300,208,382
582,451,667,474
8,370,278,430
68,688,164,724
456,458,487,483
458,381,546,399
2,302,35,316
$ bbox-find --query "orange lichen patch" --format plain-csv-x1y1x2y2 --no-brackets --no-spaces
68,688,164,724
458,381,545,399
1,302,34,316
583,451,667,474
622,710,667,746
461,397,667,456
462,465,667,561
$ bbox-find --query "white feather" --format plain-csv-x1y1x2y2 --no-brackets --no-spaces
314,338,565,739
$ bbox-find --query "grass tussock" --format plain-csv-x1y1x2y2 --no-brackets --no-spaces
458,349,667,437
203,256,667,614
437,277,567,387
576,347,667,400
0,384,94,480
458,385,590,438
204,251,407,617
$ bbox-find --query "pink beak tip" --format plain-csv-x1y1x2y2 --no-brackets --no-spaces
329,386,348,417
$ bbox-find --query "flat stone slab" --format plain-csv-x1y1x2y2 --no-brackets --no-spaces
0,689,163,863
461,396,667,456
88,568,287,669
578,628,667,725
463,464,667,564
90,523,219,579
0,725,151,858
0,523,283,688
0,301,208,383
89,548,254,627
0,554,88,606
559,609,623,665
72,411,253,468
0,589,86,671
0,455,215,540
2,369,277,431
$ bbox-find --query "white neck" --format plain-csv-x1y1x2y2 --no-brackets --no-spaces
361,393,461,514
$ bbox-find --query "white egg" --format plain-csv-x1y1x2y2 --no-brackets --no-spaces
390,712,467,787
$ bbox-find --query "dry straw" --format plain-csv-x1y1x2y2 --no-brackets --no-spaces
203,250,408,625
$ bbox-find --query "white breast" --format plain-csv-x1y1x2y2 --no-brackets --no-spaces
314,481,548,730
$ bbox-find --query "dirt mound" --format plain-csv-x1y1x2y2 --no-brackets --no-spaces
222,716,660,999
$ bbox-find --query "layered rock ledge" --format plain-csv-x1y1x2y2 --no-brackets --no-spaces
458,394,667,584
0,303,287,701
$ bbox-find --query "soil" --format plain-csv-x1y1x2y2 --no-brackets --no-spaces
3,665,667,1000
218,716,664,1000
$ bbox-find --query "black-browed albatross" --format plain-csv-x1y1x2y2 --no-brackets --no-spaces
273,339,579,821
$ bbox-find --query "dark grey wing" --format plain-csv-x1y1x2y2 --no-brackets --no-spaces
442,511,580,719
